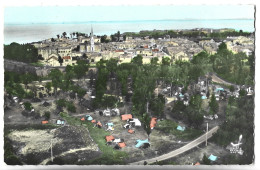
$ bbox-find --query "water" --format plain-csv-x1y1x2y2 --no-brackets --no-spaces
4,19,255,44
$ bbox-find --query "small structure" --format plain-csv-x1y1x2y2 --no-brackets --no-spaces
56,120,65,125
177,125,185,131
208,154,218,161
41,120,48,124
121,114,133,121
13,97,19,103
150,117,157,129
215,87,224,93
91,119,96,123
80,117,85,121
135,139,150,148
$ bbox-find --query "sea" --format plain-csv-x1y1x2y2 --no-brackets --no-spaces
4,19,255,45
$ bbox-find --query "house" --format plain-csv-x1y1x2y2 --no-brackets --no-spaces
150,117,157,129
121,114,133,121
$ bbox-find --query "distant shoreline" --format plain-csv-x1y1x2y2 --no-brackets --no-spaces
4,18,254,26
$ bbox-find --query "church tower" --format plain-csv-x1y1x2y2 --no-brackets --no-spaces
90,26,95,52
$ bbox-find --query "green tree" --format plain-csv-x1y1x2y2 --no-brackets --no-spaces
49,69,63,97
21,73,33,89
151,57,159,65
209,94,219,115
162,57,171,65
132,54,143,66
202,154,211,165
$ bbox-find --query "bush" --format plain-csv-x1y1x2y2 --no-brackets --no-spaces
23,102,32,111
56,99,67,107
44,111,51,120
67,102,76,113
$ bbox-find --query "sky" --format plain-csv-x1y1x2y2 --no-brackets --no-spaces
4,5,255,24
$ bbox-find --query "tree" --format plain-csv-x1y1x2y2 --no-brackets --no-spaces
74,60,89,80
142,113,151,138
49,69,63,97
44,111,50,120
21,73,33,89
57,34,60,39
132,54,143,66
202,154,211,165
162,57,171,65
151,57,159,65
45,82,52,95
209,94,218,115
62,32,67,38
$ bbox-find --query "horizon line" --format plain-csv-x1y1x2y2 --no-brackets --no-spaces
4,18,254,25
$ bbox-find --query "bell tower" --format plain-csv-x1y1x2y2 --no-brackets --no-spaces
90,26,95,52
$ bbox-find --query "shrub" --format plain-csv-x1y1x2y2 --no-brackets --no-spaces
44,111,51,120
23,102,32,111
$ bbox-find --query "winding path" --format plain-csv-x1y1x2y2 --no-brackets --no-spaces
130,126,219,165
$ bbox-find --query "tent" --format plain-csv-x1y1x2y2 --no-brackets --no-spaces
41,120,48,124
105,135,115,142
85,115,93,121
150,117,157,129
91,119,96,123
215,88,224,92
121,114,133,121
57,120,65,125
201,96,207,100
135,139,150,148
128,129,135,134
177,125,185,131
80,117,85,121
107,122,114,127
208,154,218,161
118,142,126,148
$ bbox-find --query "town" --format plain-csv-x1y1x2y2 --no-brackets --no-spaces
4,27,255,165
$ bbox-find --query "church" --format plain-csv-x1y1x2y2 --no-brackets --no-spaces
79,26,101,53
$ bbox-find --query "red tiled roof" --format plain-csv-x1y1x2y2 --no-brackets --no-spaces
115,50,124,52
152,49,159,52
150,117,157,129
106,135,115,142
121,114,132,121
118,142,126,148
63,56,71,60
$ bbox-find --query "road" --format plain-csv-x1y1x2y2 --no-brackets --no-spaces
129,126,219,165
210,73,237,87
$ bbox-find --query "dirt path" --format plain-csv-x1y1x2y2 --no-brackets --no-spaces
39,147,95,165
211,73,237,87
